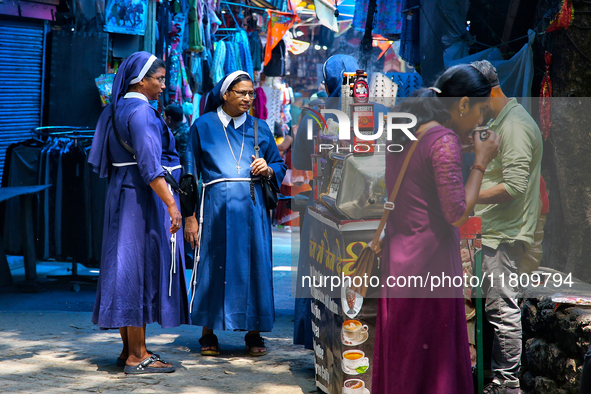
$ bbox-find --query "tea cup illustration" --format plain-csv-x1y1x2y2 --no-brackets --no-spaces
342,349,366,371
343,378,365,394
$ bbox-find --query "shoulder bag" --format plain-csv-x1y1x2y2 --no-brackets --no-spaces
351,125,430,297
254,118,280,210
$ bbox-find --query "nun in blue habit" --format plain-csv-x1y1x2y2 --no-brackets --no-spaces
184,71,287,356
88,51,189,374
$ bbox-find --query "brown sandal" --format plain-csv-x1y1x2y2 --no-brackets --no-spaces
244,333,267,356
199,334,220,356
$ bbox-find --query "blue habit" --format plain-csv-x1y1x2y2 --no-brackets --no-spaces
188,110,286,332
90,97,189,329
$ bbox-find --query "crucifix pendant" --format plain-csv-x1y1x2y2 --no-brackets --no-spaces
236,165,242,174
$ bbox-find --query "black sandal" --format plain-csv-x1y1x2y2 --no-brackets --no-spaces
123,354,175,374
199,333,220,356
244,333,267,356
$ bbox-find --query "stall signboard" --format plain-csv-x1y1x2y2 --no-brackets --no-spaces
301,206,379,394
104,0,148,35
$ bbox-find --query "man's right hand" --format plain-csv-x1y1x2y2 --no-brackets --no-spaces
184,214,199,249
474,130,500,167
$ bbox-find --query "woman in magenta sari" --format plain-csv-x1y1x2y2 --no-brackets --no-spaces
372,64,500,393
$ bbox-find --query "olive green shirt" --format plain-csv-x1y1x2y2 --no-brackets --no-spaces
475,98,543,249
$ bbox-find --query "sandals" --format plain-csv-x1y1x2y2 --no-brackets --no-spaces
245,333,267,356
199,333,220,356
116,350,158,367
123,354,175,374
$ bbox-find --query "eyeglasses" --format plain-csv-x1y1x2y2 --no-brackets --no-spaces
147,76,166,84
230,90,257,99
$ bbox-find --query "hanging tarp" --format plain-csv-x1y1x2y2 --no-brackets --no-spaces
264,10,299,66
446,30,536,112
314,0,338,32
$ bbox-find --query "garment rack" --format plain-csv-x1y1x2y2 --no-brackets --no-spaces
29,126,98,289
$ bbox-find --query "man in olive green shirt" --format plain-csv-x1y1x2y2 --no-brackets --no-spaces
471,61,543,394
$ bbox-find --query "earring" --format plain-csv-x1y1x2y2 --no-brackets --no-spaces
460,112,463,117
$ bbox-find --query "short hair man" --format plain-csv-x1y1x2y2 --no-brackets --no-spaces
164,104,189,155
471,60,543,394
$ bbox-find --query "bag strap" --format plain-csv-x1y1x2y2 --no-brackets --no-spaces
254,118,260,159
110,103,183,193
111,104,135,158
369,125,431,248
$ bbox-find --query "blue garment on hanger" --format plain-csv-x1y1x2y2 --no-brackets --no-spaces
224,41,238,74
399,0,421,65
234,29,254,80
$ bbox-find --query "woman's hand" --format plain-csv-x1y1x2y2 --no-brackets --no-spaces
167,203,182,234
184,214,199,249
473,130,500,167
250,155,272,177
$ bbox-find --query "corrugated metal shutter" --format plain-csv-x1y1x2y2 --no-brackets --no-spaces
0,20,45,180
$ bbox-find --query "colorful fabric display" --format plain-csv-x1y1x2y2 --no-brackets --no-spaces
211,41,226,85
235,29,254,80
224,41,238,74
253,87,268,120
188,0,203,52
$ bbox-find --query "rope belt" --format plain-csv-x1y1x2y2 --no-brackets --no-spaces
112,162,182,297
189,177,260,313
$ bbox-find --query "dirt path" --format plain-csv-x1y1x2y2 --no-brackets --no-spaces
0,311,316,393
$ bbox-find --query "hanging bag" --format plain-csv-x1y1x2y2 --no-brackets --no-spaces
254,118,279,210
351,126,430,297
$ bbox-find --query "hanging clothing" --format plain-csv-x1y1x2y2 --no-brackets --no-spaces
372,126,474,393
188,0,204,52
187,75,286,331
262,40,286,77
210,41,226,85
2,141,43,254
399,0,421,66
353,0,403,36
224,40,238,74
248,30,263,71
252,86,268,120
234,28,254,80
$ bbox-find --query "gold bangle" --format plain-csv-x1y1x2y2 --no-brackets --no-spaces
470,164,486,174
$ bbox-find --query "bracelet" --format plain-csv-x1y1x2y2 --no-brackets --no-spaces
470,164,486,174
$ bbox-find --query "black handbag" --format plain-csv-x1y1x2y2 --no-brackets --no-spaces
179,149,199,217
254,119,279,210
110,105,197,217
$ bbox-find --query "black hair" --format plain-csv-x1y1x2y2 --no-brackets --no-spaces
164,104,184,122
435,64,492,99
274,121,285,138
146,59,166,77
390,64,491,146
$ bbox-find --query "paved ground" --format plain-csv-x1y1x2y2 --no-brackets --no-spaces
0,229,316,394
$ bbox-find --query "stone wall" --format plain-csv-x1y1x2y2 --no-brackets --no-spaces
520,268,591,394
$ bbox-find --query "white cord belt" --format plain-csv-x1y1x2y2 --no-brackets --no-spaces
164,165,182,297
189,177,259,313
